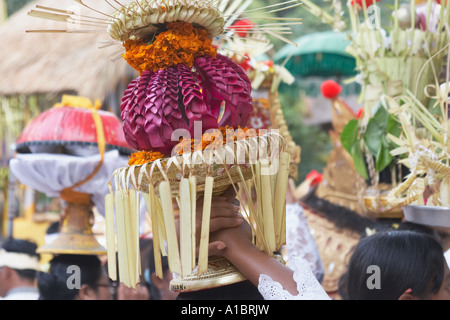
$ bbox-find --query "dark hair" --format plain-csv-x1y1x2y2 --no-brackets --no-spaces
176,280,264,300
397,221,436,236
301,193,376,234
345,230,445,300
46,221,60,234
37,254,103,300
1,238,40,281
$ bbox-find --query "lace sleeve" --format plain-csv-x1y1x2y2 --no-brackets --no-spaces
258,257,331,300
285,203,324,282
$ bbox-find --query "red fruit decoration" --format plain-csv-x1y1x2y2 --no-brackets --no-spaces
356,108,364,119
321,80,357,118
351,0,381,7
305,170,323,187
229,19,256,37
321,80,342,100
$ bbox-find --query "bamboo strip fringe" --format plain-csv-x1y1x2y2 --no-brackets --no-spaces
105,134,290,287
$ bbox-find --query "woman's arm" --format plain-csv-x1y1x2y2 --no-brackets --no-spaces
210,220,299,296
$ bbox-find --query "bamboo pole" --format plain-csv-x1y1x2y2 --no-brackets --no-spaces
0,0,7,23
179,178,192,277
125,190,137,288
273,152,290,249
189,175,197,270
197,176,214,275
114,191,130,287
159,180,182,275
142,184,163,279
260,161,276,254
105,193,117,281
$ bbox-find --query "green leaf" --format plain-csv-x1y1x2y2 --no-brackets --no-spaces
364,120,383,156
341,119,359,154
371,102,390,126
351,143,369,180
375,137,393,172
386,114,402,139
363,103,391,155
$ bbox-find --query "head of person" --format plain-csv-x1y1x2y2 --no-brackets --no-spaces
345,230,450,300
37,254,113,300
44,221,60,246
0,238,40,297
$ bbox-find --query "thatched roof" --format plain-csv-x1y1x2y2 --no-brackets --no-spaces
0,0,135,101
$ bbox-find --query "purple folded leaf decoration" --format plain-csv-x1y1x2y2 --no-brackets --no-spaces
120,53,253,155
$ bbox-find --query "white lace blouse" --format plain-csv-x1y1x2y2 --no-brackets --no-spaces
285,203,324,282
257,203,331,300
258,257,331,300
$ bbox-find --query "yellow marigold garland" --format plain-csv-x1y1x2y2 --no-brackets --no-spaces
128,150,165,166
127,127,258,166
123,21,217,74
173,126,259,155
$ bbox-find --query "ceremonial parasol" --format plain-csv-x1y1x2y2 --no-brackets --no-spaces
16,97,132,156
274,31,356,77
10,95,133,255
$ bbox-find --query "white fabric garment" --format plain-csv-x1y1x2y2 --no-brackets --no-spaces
285,203,324,282
257,203,330,300
0,287,39,300
10,150,127,217
258,257,331,300
445,248,450,269
0,249,40,271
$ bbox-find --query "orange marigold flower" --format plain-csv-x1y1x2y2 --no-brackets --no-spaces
174,127,262,155
128,150,165,166
122,22,217,74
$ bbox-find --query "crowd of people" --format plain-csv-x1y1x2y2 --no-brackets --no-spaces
1,185,450,301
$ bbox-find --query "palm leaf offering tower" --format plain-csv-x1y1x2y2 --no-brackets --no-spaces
27,0,302,290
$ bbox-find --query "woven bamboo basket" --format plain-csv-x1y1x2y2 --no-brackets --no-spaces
113,132,286,197
105,132,290,290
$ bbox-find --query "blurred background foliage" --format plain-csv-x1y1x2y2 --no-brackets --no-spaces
4,0,398,182
5,0,33,16
246,0,397,181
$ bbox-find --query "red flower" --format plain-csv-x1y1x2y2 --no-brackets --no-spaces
239,54,252,72
305,170,323,186
351,0,381,7
261,60,274,68
356,108,364,119
437,0,448,4
321,80,342,100
229,19,255,37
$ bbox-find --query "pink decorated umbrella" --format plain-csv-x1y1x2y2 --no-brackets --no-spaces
11,95,138,255
16,96,134,156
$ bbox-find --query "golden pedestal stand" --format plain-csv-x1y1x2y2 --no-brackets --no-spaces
170,256,247,292
37,202,106,255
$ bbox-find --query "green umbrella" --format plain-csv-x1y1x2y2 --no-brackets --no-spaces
274,31,357,77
